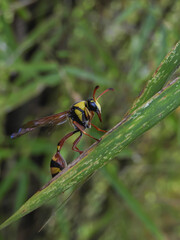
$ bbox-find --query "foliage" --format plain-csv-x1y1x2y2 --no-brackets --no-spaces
0,1,180,240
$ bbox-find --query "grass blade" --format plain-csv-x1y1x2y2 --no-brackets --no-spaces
1,76,180,230
129,41,180,113
102,165,165,240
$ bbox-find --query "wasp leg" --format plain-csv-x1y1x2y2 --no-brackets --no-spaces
72,132,83,154
57,130,78,152
91,123,107,133
73,121,100,142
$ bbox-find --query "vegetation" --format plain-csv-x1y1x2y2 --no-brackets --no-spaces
0,1,180,240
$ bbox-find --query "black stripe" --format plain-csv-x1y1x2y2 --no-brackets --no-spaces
69,106,87,128
52,173,59,178
73,106,85,114
50,160,61,169
73,106,87,123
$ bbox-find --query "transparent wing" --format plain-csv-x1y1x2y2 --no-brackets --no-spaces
11,111,69,139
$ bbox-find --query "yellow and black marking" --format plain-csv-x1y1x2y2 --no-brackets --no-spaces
69,101,91,129
50,152,67,178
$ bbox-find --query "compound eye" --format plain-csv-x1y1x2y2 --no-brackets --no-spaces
90,102,97,109
88,99,98,111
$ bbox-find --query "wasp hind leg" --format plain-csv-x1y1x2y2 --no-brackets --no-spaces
50,130,79,178
57,130,78,152
72,132,83,154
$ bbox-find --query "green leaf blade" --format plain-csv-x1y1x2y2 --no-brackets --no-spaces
102,166,165,240
130,41,180,113
1,76,180,231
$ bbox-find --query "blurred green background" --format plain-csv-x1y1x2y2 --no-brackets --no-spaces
0,0,180,239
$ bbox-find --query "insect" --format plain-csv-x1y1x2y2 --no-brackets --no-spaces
11,86,114,177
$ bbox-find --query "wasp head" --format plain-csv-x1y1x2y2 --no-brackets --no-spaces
87,86,114,122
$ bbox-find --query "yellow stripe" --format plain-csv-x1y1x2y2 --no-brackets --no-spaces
51,167,61,175
84,107,91,119
75,109,82,121
74,101,86,110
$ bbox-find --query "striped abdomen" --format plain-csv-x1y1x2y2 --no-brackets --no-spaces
50,152,67,178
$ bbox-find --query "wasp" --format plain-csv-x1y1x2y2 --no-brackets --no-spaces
11,86,114,177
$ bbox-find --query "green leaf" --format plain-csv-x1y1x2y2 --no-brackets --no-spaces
63,65,110,85
7,14,62,63
1,75,180,230
102,165,165,240
0,73,61,113
129,41,180,113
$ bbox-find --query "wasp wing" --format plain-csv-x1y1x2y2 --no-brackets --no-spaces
11,111,69,139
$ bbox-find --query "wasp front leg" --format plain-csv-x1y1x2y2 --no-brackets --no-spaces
73,121,100,143
91,123,107,133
